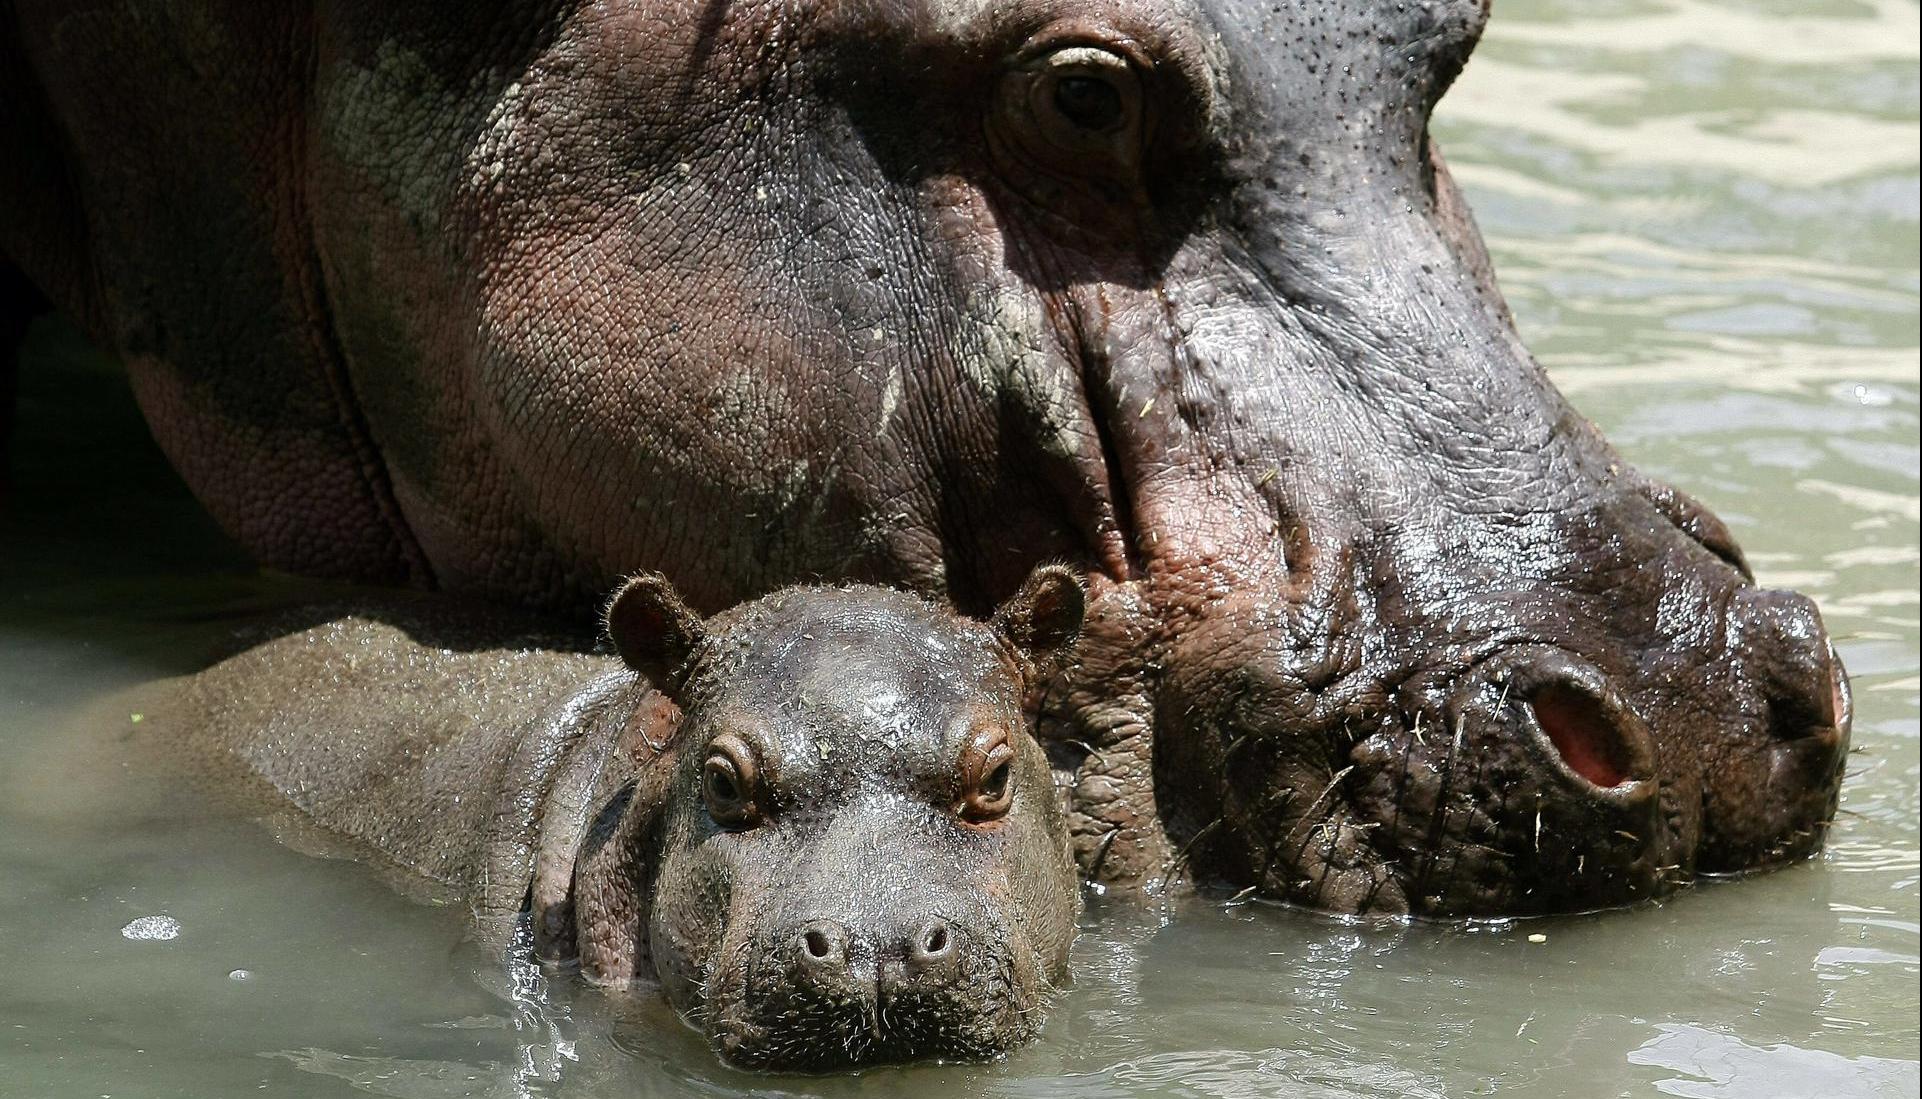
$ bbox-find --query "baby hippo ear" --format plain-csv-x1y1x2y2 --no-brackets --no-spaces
991,564,1087,664
604,573,708,695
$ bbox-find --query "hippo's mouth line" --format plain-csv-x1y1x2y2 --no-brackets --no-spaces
698,913,774,1062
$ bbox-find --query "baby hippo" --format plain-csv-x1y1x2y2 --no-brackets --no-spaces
145,567,1087,1071
555,569,1087,1068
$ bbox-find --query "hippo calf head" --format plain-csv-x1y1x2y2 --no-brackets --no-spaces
546,568,1086,1070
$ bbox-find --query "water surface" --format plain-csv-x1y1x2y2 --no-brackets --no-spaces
2,1,1916,1095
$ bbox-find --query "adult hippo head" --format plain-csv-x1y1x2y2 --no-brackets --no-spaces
2,0,1848,915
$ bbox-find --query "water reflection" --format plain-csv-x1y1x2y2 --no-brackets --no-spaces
1628,1023,1920,1098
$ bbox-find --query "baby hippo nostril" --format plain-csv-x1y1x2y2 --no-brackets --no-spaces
906,918,959,978
795,920,850,975
921,922,949,957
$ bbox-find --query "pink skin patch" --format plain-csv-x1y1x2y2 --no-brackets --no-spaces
1532,685,1632,789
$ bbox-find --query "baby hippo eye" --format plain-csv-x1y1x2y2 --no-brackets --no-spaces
702,734,761,828
959,726,1018,823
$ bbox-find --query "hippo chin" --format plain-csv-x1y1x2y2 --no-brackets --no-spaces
4,0,1849,915
150,568,1089,1070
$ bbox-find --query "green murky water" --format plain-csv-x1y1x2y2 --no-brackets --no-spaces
2,1,1916,1095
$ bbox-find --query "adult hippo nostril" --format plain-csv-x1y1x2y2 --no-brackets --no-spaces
1529,685,1641,791
1345,648,1670,913
1480,650,1658,799
1731,587,1852,742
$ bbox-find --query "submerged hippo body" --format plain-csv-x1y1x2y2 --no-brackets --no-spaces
3,0,1848,914
152,569,1089,1069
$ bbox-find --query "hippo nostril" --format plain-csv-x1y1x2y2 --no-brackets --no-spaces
1477,651,1657,795
906,919,958,976
795,920,849,972
919,921,950,958
1530,684,1636,790
1732,588,1848,741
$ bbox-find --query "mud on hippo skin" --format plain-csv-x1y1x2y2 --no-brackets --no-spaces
2,0,1851,917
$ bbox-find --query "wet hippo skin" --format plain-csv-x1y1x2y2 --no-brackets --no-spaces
1,0,1849,914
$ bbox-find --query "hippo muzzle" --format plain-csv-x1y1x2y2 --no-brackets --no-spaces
1147,478,1852,916
702,807,1056,1070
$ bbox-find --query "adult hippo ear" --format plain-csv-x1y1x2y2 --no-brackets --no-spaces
604,572,708,698
991,564,1087,682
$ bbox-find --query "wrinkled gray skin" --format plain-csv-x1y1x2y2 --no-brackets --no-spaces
150,570,1086,1070
3,0,1849,918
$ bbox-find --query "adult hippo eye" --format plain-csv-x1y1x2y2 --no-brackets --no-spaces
990,43,1147,196
702,734,761,828
1053,72,1125,131
958,727,1018,823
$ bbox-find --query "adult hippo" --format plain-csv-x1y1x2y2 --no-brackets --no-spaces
0,0,1849,915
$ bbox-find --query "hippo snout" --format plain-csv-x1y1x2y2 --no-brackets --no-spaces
788,915,964,992
713,907,1031,1071
1368,609,1851,913
1154,540,1854,917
